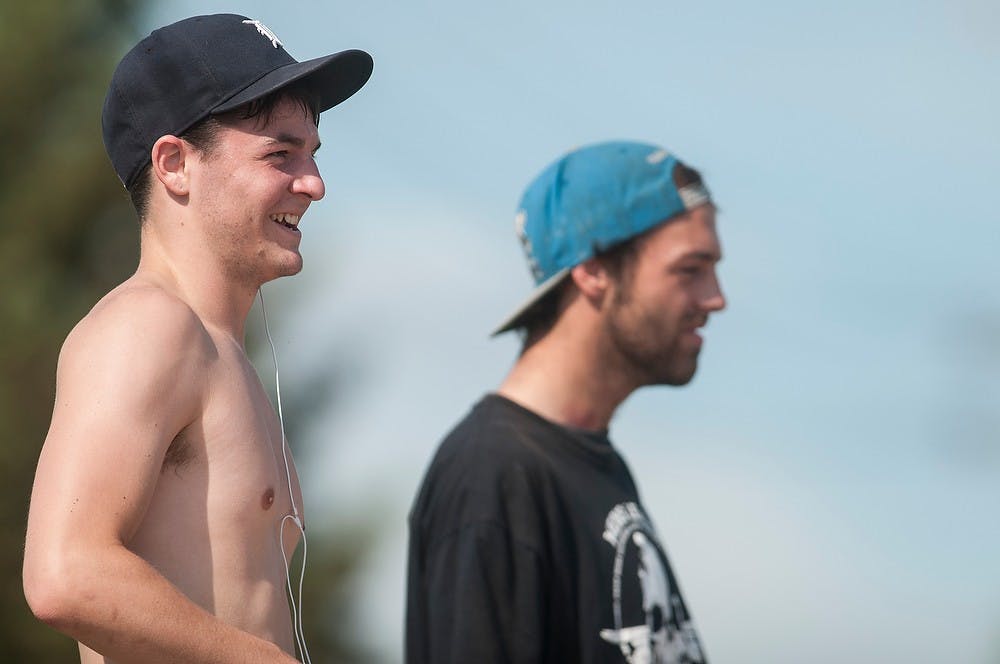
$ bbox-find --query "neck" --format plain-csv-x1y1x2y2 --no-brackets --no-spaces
497,316,637,432
136,223,260,340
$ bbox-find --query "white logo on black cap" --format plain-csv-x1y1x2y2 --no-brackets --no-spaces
242,19,283,48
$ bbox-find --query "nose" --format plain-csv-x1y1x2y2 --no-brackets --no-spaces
291,158,325,201
701,272,727,313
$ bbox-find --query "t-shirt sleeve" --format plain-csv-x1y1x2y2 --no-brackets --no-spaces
410,519,547,664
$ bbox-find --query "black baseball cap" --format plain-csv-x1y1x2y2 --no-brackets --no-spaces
102,14,373,189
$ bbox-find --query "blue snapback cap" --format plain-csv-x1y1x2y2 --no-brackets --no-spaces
492,140,711,335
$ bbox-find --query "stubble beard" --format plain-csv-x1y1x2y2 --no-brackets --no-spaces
229,254,302,291
214,218,303,289
605,290,701,388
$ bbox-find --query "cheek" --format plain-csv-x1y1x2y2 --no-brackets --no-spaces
665,280,702,314
643,292,696,340
204,177,265,227
632,280,685,316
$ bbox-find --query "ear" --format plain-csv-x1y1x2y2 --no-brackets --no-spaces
569,257,610,302
150,135,190,196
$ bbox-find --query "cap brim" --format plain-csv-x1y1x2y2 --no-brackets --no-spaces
490,267,571,337
214,49,373,114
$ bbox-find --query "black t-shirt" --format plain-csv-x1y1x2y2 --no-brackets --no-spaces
406,394,708,664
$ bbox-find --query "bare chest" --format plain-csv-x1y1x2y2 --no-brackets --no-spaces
119,328,302,646
202,353,300,522
149,348,304,546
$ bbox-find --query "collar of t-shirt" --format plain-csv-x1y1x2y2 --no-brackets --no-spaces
488,393,613,447
563,424,612,448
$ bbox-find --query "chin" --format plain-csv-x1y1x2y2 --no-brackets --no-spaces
653,353,700,387
282,261,304,277
272,253,305,278
662,369,697,387
256,263,303,286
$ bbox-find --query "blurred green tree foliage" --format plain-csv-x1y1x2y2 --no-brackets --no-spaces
1,1,145,659
1,2,377,661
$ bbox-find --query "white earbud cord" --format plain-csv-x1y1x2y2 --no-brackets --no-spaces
259,287,312,664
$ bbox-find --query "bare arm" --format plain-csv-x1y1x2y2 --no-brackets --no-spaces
23,290,299,664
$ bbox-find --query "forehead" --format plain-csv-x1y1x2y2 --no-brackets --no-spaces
219,96,320,145
634,205,721,263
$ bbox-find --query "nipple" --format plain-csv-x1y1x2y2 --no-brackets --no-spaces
261,487,275,510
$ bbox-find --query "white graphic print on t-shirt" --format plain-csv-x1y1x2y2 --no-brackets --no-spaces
599,502,705,664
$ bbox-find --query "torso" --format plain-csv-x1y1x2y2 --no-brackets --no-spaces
79,289,303,663
408,394,707,664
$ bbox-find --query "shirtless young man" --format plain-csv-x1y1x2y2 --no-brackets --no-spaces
22,15,372,663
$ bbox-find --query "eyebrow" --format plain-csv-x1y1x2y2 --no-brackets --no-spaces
678,250,722,263
265,133,322,153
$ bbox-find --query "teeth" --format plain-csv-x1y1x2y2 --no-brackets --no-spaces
270,213,300,227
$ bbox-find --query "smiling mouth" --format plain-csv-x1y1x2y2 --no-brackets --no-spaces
270,213,300,231
686,319,708,341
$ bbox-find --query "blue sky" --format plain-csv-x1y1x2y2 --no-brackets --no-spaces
144,2,1000,661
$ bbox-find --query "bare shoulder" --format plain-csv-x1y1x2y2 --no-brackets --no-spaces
56,279,216,417
65,280,212,362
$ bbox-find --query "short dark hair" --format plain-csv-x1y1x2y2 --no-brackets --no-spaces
518,237,640,353
127,82,321,222
516,278,570,352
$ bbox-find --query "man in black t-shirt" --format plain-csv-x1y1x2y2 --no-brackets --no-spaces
407,141,726,663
